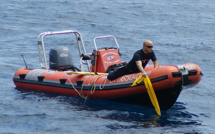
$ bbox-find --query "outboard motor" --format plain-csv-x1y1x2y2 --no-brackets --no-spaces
49,47,80,71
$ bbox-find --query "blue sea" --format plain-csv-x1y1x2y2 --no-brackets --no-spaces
1,0,215,133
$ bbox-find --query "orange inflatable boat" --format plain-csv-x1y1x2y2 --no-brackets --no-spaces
13,30,203,110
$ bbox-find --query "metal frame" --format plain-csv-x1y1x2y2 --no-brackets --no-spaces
37,30,90,71
93,35,120,51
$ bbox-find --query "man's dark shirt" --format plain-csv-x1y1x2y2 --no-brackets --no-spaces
126,49,157,73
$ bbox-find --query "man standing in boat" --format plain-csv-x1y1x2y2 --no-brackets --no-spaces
107,40,159,81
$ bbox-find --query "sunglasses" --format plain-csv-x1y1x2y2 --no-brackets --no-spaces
146,45,153,48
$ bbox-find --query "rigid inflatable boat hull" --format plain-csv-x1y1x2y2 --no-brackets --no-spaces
13,63,202,110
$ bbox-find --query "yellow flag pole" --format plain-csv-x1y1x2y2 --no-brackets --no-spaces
67,71,108,76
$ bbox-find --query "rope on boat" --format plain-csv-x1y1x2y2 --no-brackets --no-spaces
100,78,107,90
88,75,104,94
67,75,88,100
66,74,108,103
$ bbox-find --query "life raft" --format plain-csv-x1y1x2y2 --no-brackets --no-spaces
13,30,202,110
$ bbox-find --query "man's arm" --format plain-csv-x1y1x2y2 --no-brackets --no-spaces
136,61,148,77
153,60,159,69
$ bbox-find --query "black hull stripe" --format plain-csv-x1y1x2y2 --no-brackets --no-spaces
13,75,168,91
172,70,198,78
